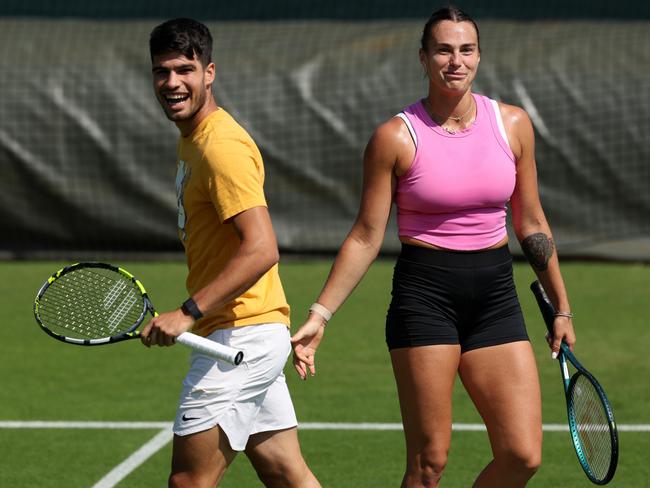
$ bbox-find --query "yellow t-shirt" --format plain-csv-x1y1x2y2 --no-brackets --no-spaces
175,108,290,336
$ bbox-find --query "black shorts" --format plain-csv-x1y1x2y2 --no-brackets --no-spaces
386,244,529,352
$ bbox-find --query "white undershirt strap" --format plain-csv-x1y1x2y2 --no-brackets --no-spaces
395,112,417,148
490,99,511,151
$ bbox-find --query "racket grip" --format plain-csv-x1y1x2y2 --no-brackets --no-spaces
176,332,244,365
530,280,557,334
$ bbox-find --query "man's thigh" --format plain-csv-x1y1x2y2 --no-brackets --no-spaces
171,425,237,486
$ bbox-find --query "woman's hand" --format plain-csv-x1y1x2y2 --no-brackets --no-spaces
290,314,326,380
546,316,576,358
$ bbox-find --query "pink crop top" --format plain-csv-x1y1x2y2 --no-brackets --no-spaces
395,93,516,251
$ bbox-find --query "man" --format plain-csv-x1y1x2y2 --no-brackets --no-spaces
142,18,320,488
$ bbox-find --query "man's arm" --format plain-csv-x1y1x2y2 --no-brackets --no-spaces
141,205,279,347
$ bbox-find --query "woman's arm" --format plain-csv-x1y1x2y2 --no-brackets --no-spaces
291,117,412,378
502,103,576,356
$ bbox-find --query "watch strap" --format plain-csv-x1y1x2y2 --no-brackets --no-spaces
181,297,203,320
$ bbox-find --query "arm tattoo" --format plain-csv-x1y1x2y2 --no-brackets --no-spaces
521,233,555,271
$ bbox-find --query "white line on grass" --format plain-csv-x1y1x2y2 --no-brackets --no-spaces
2,421,648,488
300,423,650,432
91,428,173,488
0,421,171,429
2,420,650,431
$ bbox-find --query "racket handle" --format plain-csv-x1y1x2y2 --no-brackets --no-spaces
530,280,556,334
176,332,244,365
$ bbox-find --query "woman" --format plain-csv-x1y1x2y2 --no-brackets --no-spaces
291,6,576,487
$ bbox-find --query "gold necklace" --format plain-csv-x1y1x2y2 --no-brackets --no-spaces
425,97,475,133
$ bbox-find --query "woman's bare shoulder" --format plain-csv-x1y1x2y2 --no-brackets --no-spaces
495,100,531,129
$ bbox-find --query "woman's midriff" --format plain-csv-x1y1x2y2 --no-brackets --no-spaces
399,234,509,251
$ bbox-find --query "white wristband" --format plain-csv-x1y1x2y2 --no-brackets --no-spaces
309,302,333,323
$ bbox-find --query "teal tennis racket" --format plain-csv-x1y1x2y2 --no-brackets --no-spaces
34,262,244,365
531,281,618,485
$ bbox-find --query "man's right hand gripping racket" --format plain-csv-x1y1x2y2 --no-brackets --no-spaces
530,281,618,485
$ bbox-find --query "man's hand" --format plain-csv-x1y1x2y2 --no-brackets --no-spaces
140,309,194,347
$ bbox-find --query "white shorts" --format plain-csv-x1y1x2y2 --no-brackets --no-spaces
172,323,297,451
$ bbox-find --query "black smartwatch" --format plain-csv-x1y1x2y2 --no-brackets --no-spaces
181,297,203,320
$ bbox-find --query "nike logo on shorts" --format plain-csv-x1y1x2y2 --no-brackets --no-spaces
182,413,200,421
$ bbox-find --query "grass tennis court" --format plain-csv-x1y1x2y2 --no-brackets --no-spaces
1,259,649,486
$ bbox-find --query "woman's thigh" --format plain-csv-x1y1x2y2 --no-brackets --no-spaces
390,344,461,455
458,341,542,458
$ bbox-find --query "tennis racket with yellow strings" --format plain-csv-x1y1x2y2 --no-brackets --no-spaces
34,262,243,365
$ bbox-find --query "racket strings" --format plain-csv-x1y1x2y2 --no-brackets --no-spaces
569,373,613,480
37,268,144,339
